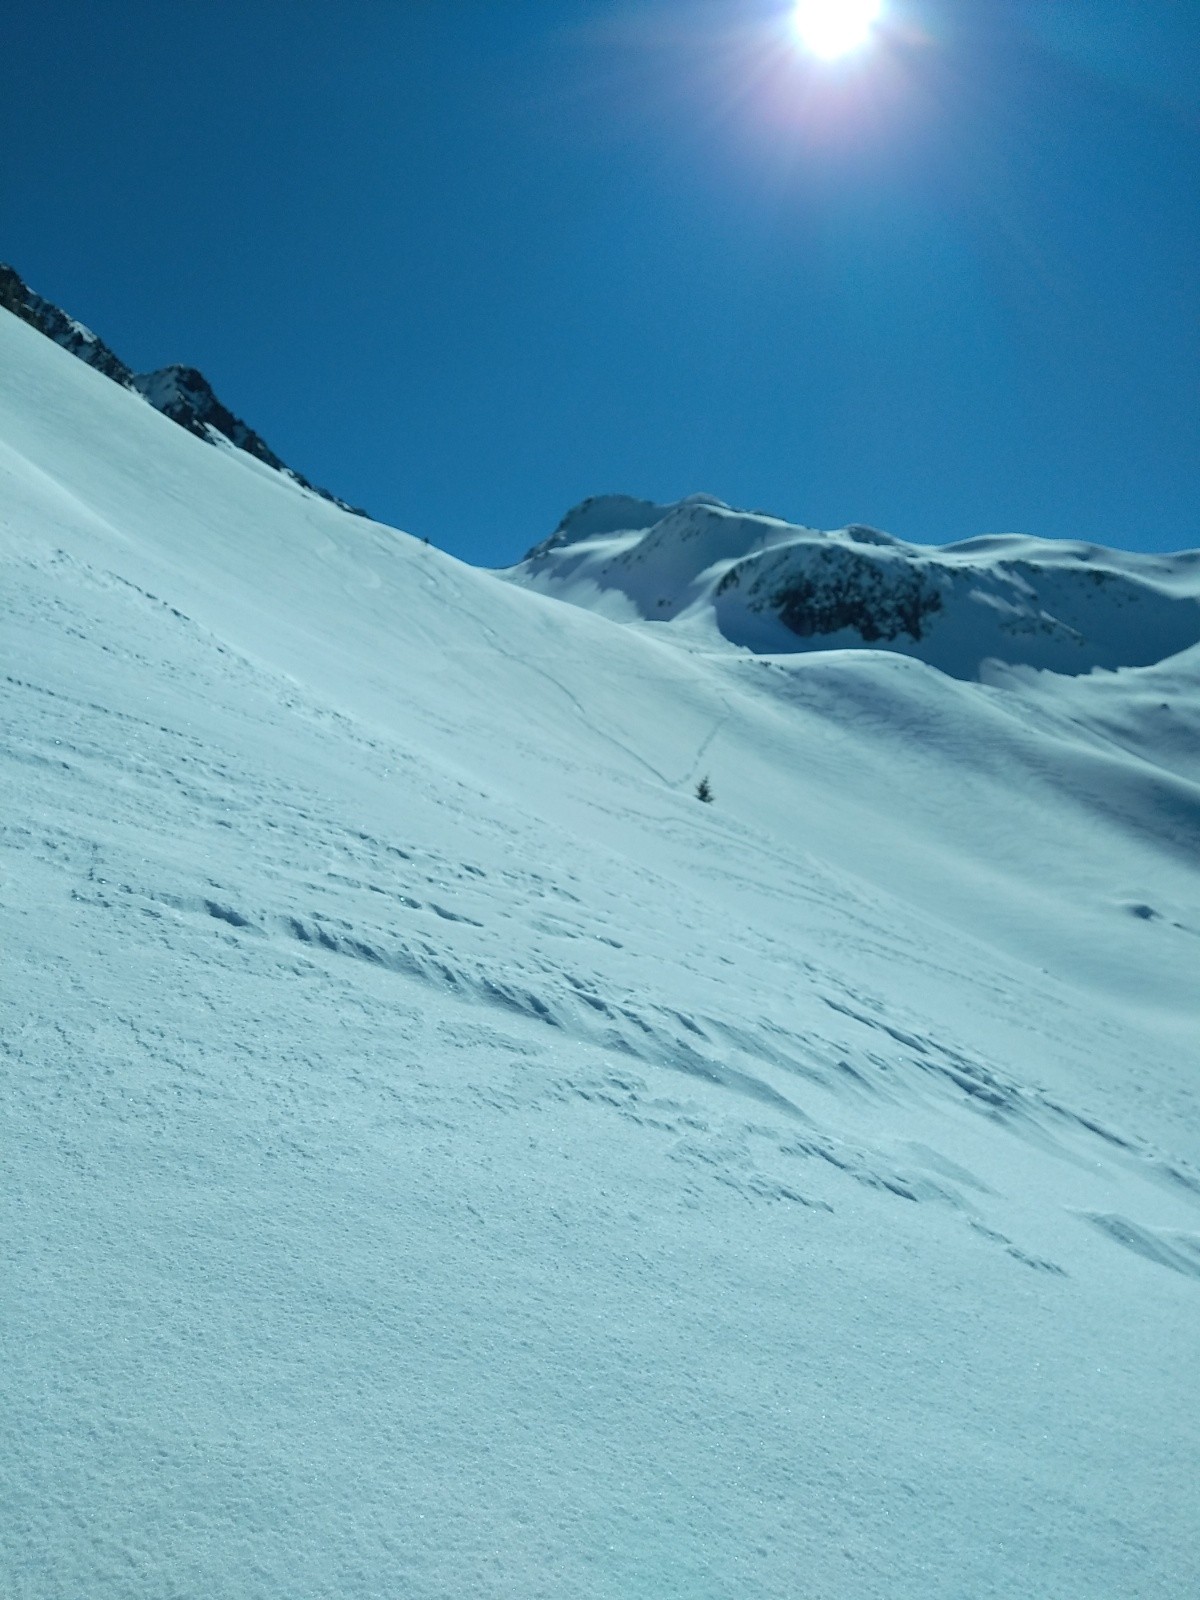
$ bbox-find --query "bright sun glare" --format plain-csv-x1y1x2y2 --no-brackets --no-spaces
792,0,884,60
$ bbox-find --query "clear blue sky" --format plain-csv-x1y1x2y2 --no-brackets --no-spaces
2,1,1197,564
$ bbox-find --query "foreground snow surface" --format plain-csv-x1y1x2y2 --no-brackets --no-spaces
2,307,1199,1598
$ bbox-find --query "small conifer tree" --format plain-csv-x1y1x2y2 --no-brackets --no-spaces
695,775,713,803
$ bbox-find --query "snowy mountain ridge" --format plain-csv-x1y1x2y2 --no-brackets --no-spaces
0,261,363,515
507,492,1200,680
3,300,1200,1599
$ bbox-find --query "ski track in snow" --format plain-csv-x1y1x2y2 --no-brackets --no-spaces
7,541,1200,1306
6,545,1194,1263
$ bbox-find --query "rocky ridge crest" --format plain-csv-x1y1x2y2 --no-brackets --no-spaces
0,263,364,515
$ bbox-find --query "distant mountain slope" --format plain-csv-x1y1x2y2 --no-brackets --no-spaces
0,261,364,515
506,493,1200,679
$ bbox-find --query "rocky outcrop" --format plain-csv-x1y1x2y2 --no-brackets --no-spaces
0,263,364,516
0,262,135,385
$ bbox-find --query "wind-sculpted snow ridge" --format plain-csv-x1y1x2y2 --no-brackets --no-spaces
506,493,1200,679
0,261,364,515
3,305,1200,1599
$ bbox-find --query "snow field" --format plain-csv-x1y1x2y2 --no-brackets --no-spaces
2,307,1199,1597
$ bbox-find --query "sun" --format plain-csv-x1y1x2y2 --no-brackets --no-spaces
791,0,884,61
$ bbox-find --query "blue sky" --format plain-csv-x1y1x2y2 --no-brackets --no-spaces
2,0,1197,564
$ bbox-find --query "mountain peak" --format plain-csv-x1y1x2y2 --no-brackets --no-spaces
506,495,1200,680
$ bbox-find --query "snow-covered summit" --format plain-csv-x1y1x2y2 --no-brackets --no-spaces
0,261,363,515
506,493,1200,679
532,491,726,552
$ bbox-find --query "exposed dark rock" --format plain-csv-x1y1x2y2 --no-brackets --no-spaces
1,262,365,516
131,364,366,513
1,262,135,385
763,550,944,643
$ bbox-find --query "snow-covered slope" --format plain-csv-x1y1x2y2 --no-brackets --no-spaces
506,493,1200,679
3,305,1199,1599
0,262,363,514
